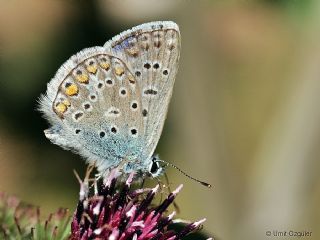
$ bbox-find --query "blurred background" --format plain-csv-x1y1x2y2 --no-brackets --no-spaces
1,0,320,239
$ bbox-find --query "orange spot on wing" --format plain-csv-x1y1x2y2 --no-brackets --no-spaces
65,84,79,96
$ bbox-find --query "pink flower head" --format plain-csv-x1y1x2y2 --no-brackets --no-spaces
70,169,207,240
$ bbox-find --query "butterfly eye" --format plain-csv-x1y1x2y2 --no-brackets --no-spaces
150,161,158,174
149,160,162,176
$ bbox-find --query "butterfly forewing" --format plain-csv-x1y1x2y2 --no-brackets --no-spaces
104,21,181,161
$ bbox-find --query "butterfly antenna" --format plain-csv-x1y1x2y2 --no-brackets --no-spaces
156,160,212,188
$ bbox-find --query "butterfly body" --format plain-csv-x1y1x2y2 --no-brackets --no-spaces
40,21,180,176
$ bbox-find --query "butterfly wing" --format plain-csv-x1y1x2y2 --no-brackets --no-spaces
40,21,180,174
104,21,181,163
40,46,147,171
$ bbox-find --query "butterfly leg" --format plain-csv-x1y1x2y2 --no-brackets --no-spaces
139,177,146,189
164,172,180,214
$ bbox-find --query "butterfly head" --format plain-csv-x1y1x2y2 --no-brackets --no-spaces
148,155,163,178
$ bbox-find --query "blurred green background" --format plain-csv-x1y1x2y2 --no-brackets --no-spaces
1,0,320,239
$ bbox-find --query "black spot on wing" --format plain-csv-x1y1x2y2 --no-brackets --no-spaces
144,89,158,95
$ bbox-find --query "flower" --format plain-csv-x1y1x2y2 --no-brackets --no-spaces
0,192,71,240
70,167,208,240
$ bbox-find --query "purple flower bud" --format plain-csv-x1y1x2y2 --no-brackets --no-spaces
70,170,208,240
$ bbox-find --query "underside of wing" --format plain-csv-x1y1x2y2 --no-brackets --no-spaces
39,47,146,171
104,21,181,159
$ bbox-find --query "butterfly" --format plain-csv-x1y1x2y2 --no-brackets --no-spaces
39,21,180,178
